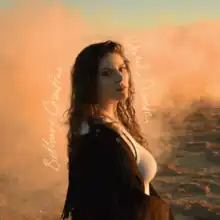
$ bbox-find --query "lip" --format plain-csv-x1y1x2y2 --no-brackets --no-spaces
116,84,127,90
116,88,125,91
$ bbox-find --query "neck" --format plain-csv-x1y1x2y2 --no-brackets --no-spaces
97,101,118,120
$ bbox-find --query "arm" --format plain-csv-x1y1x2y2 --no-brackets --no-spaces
61,127,144,220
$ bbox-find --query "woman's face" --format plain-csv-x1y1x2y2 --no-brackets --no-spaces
97,52,129,103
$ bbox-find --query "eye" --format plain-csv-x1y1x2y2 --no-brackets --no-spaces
119,66,127,72
101,70,112,76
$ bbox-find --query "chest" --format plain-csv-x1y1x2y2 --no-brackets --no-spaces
118,128,157,194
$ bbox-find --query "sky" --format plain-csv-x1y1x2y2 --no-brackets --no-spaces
1,0,220,29
63,0,220,27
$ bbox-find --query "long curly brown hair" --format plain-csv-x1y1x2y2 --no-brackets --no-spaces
65,40,148,158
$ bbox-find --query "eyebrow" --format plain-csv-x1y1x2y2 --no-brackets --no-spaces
100,67,112,70
119,63,126,67
100,64,126,70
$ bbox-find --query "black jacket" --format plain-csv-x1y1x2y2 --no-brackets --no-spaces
61,118,174,220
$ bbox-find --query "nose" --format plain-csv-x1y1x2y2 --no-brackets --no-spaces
114,71,123,83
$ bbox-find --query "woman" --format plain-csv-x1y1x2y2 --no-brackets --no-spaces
61,40,174,220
